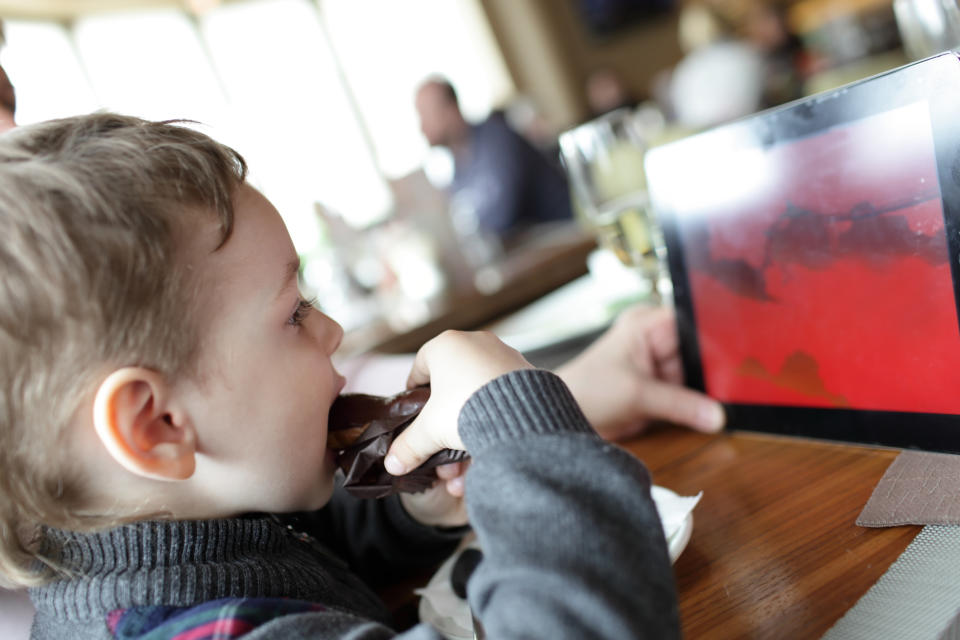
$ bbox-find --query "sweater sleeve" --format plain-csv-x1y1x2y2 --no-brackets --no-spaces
456,368,680,639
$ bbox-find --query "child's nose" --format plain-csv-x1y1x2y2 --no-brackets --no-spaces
325,314,344,354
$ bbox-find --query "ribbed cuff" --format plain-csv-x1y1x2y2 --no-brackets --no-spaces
458,369,597,455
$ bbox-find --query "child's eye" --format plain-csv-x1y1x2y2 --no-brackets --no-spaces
288,297,316,327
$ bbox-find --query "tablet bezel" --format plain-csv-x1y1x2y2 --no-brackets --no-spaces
647,51,960,453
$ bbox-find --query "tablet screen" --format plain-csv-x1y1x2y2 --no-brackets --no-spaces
647,52,960,450
682,102,958,414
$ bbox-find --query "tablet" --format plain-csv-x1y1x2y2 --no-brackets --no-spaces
645,51,960,452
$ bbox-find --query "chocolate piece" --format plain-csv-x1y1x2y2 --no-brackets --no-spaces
328,387,469,498
326,426,367,450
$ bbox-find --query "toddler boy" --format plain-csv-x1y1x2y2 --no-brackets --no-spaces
0,113,679,639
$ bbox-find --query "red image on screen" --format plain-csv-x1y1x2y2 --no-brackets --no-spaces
681,103,960,413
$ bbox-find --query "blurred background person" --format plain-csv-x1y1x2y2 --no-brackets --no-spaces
742,0,807,108
667,2,765,130
584,67,637,119
663,1,811,132
414,76,572,247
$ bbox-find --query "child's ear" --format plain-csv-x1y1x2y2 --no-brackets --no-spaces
92,367,196,481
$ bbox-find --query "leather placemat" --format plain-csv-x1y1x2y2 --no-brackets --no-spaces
857,451,960,527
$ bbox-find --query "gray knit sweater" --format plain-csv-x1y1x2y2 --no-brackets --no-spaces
29,370,680,639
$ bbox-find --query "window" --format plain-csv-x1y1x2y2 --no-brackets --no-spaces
321,0,513,178
1,20,97,124
0,0,513,327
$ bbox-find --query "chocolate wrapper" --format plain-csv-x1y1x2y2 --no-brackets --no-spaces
328,387,469,498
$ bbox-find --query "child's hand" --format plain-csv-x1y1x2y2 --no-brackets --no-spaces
384,330,533,476
400,460,470,527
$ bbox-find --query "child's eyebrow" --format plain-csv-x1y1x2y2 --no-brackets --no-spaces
277,258,300,300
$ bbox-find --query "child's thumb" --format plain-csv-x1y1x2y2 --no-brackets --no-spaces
385,418,441,476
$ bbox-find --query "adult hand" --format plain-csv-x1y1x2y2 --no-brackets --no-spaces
385,330,534,476
556,305,724,440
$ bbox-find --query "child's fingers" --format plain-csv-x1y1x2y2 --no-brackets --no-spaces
443,459,470,497
445,475,465,497
405,341,434,390
435,461,463,480
385,410,444,475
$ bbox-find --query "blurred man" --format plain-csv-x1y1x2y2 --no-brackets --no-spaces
414,78,571,242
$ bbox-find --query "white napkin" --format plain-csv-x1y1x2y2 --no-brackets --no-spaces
651,485,702,542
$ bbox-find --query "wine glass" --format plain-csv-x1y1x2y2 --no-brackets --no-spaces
559,107,670,301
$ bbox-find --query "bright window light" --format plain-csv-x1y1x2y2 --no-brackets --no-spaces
73,9,227,126
2,20,98,124
321,0,514,178
202,0,392,235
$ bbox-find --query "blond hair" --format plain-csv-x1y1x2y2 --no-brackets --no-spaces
0,113,247,587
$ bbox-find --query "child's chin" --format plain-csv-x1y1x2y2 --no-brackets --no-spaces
310,470,338,508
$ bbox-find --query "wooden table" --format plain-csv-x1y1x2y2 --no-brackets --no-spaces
624,427,919,639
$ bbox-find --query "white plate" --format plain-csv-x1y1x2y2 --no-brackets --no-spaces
418,485,696,639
